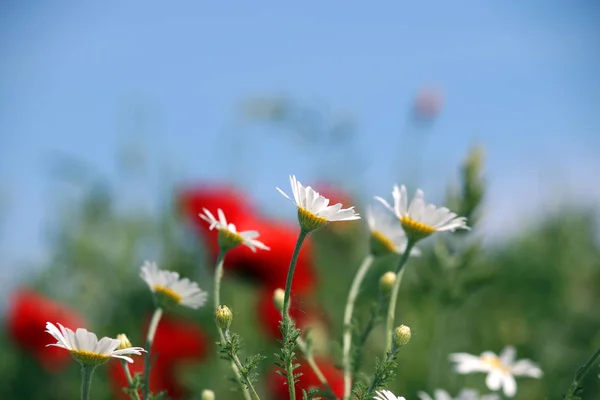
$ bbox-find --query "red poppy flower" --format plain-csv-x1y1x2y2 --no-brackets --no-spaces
145,314,209,370
413,86,444,119
257,289,329,341
109,315,210,400
268,358,345,399
5,289,85,372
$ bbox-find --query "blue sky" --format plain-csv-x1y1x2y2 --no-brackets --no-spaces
1,1,599,290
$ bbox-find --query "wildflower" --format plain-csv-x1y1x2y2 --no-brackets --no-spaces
215,305,233,330
374,389,407,400
367,205,419,256
45,322,145,366
199,208,270,252
272,288,285,311
201,389,216,400
116,334,132,350
376,184,469,242
140,261,208,309
6,289,85,372
392,325,412,347
277,175,360,232
268,357,344,399
418,388,500,400
449,346,543,397
413,86,444,119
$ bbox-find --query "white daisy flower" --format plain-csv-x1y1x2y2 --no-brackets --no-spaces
375,184,469,241
45,322,146,366
277,175,360,232
367,205,421,256
140,261,208,309
418,388,500,400
373,389,406,400
199,208,270,252
449,346,543,398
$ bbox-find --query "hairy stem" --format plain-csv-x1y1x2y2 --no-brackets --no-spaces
80,365,95,400
224,330,262,400
564,347,600,399
214,250,253,400
120,360,140,400
384,241,415,356
342,254,374,400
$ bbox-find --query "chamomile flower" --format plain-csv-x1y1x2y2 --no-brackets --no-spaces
373,389,406,400
45,322,146,366
277,175,360,232
367,205,420,256
449,346,543,397
199,208,270,252
418,388,500,400
376,184,469,242
140,261,208,309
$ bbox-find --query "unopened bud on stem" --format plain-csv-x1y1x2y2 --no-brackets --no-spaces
201,389,215,400
215,305,233,330
379,272,396,294
273,288,285,311
393,325,411,347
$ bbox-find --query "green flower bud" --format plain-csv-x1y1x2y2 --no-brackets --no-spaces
379,272,396,294
393,325,411,347
201,389,215,400
215,305,233,330
273,288,285,311
116,333,132,350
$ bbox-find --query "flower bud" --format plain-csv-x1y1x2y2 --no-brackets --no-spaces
393,325,411,347
201,389,215,400
116,333,132,350
379,272,396,294
215,305,233,330
273,288,285,312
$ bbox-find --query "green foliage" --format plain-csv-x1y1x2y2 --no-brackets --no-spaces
218,330,266,392
354,347,401,400
275,316,302,390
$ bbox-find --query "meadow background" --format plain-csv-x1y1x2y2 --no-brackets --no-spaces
1,2,599,399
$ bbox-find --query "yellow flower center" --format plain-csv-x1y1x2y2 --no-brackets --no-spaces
71,349,111,366
400,216,436,241
298,208,328,232
370,230,397,256
481,355,509,373
154,285,182,304
218,229,244,250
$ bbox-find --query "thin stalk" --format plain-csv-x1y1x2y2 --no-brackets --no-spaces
384,241,415,356
281,230,309,400
223,330,262,400
120,360,140,400
342,254,374,400
214,250,253,400
565,347,600,399
80,365,95,400
144,307,163,400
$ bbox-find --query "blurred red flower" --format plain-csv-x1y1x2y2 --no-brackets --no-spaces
5,289,85,372
413,86,444,119
178,185,317,293
109,314,210,399
268,358,345,399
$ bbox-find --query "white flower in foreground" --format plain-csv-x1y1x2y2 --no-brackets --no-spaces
373,389,406,400
376,184,469,241
449,346,543,398
45,322,146,366
277,175,360,232
367,205,421,256
140,261,208,309
199,208,270,252
418,388,500,400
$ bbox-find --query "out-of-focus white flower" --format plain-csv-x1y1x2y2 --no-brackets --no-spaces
199,208,270,252
45,322,145,366
418,388,500,400
376,184,469,241
140,261,208,309
373,389,406,400
367,205,420,256
449,346,543,397
277,175,360,232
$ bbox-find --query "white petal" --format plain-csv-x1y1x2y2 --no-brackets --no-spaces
499,346,516,365
501,373,517,397
485,370,503,391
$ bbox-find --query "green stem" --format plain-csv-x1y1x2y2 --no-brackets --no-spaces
224,330,262,400
80,365,96,400
565,347,600,399
214,250,253,400
384,241,415,356
342,254,374,400
282,230,309,400
120,360,140,400
144,307,163,400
